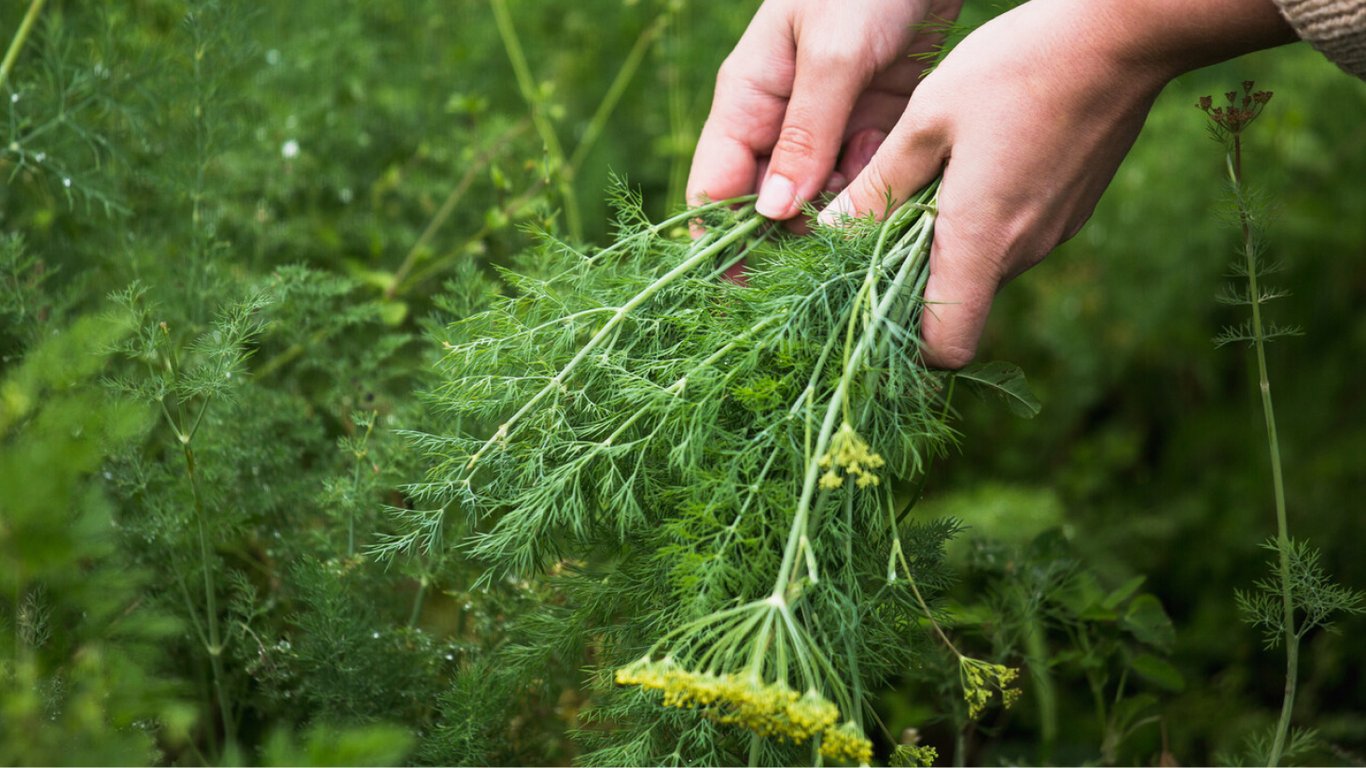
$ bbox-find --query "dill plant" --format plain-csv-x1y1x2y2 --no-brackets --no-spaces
402,179,1038,765
1199,83,1364,767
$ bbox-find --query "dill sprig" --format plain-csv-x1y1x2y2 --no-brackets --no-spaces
401,178,1025,762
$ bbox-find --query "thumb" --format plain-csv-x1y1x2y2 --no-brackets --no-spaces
815,121,996,369
815,113,944,225
755,49,869,220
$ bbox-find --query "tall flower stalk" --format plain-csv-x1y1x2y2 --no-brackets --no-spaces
1202,83,1364,767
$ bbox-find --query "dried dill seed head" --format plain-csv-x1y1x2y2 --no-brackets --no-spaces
1197,79,1273,136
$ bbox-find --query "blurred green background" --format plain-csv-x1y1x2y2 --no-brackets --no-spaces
1,0,1363,764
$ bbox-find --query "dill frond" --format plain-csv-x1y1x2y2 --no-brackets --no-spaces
407,177,1035,762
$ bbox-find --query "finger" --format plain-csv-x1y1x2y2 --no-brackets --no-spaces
838,128,887,184
817,109,946,225
918,201,1004,370
686,11,791,209
755,46,871,220
688,129,763,209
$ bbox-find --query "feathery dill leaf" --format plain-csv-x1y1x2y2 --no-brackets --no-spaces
404,179,1037,764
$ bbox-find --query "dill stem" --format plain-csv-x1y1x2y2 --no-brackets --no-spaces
489,0,582,241
181,440,235,747
567,10,670,172
902,562,961,659
1229,134,1297,767
465,213,762,470
387,119,529,300
407,573,428,629
772,208,935,596
0,0,46,94
590,311,781,454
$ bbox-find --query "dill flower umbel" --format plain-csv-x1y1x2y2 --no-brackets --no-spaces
818,422,886,490
616,658,847,747
959,657,1021,719
819,720,875,764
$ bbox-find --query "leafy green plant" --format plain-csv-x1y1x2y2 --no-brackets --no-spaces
0,313,192,765
3,1,1364,764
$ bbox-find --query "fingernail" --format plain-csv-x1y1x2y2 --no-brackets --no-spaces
817,192,853,228
756,173,797,219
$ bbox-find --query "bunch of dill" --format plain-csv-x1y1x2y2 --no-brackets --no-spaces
399,180,1032,765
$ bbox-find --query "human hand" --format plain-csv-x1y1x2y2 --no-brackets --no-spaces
685,0,963,220
815,0,1295,369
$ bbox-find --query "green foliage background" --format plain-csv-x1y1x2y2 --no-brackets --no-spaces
1,0,1362,764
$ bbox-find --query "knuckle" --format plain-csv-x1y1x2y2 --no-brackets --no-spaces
772,122,821,161
933,343,977,371
799,42,862,73
853,163,895,214
714,56,745,93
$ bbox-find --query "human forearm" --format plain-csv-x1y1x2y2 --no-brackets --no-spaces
1080,0,1297,78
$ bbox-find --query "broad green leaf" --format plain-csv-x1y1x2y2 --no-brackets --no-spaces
1129,653,1185,692
1110,693,1161,734
1102,575,1148,611
955,361,1041,418
1122,594,1176,651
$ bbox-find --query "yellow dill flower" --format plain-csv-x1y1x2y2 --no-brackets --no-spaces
958,657,1020,719
617,659,854,750
891,743,939,767
818,422,886,490
713,674,798,738
819,720,874,764
784,688,840,740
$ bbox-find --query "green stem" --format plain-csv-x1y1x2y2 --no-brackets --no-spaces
347,417,373,558
387,119,529,299
1024,614,1059,765
593,313,781,451
772,206,935,595
407,573,429,629
662,16,689,210
748,731,764,767
489,0,582,241
567,12,669,172
1229,134,1297,767
0,0,46,95
183,441,235,747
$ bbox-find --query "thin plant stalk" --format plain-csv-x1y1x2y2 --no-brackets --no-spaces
567,10,671,173
489,0,582,240
156,344,235,746
387,119,529,299
464,211,763,470
772,204,934,597
1229,131,1297,768
182,437,235,747
0,0,47,94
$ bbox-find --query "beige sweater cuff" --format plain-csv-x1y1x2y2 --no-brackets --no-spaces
1273,0,1366,77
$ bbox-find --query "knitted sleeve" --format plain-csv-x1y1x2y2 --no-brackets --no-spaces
1273,0,1366,77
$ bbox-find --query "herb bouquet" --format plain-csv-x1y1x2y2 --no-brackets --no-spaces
390,180,1034,765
